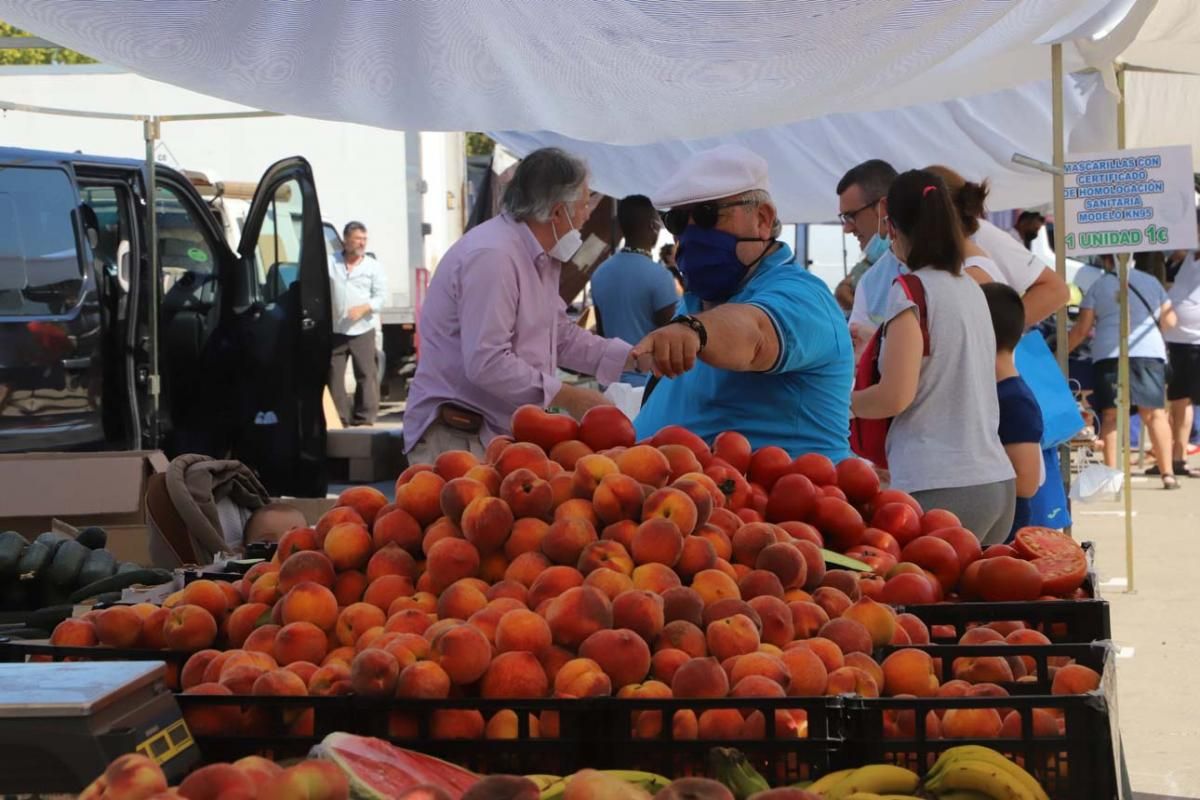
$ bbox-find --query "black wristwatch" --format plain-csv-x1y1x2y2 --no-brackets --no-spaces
669,314,707,352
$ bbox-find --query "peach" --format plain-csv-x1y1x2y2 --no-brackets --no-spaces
334,602,386,648
481,651,550,699
550,439,593,470
545,586,612,649
655,620,707,657
252,668,308,700
316,506,366,546
669,478,715,529
651,648,691,685
548,472,574,509
542,518,597,565
738,569,785,600
729,652,790,689
436,580,488,621
349,648,400,697
464,464,502,496
274,621,329,666
322,647,356,667
706,614,760,662
642,488,700,537
692,568,741,607
662,586,705,627
943,707,1004,738
601,519,638,551
579,628,652,689
163,604,218,650
495,441,552,479
792,539,826,592
631,562,682,593
364,542,418,584
243,628,282,659
431,623,492,684
748,595,793,647
235,755,285,792
881,648,939,697
220,663,268,694
495,608,553,654
276,527,319,563
825,666,880,697
674,535,718,582
323,522,373,572
385,632,431,662
487,579,529,605
1000,708,1060,739
505,551,552,589
629,517,684,566
818,617,872,656
756,542,807,590
841,596,897,648
811,586,853,619
896,613,932,645
95,606,143,649
657,443,703,481
702,598,762,631
793,637,845,673
279,550,337,593
505,517,550,559
260,761,350,800
180,579,229,621
485,709,542,741
494,469,552,521
421,519,462,559
395,470,447,526
385,608,434,636
460,496,514,555
526,564,583,607
373,507,423,555
576,540,634,576
781,646,829,696
584,568,635,599
434,449,480,481
1052,664,1101,695
553,498,600,528
280,581,339,631
819,570,862,599
571,455,621,503
181,650,222,690
729,522,776,568
332,570,369,606
959,627,1005,645
616,445,671,488
554,658,613,697
612,590,665,643
671,656,730,698
391,660,451,700
426,538,481,592
363,575,415,612
589,472,643,525
537,645,574,687
249,571,283,605
953,652,1015,684
695,708,745,740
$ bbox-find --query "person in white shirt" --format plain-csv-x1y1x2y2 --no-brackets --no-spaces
329,221,387,425
1164,212,1200,476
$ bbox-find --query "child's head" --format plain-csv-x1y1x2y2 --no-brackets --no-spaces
981,282,1025,354
244,502,308,547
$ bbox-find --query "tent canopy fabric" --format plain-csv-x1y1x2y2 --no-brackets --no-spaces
0,0,1145,145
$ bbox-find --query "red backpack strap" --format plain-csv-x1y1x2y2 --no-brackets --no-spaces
895,273,931,356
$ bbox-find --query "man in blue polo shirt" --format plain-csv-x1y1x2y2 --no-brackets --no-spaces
631,145,853,460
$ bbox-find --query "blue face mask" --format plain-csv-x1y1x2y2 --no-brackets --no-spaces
864,233,890,263
677,226,772,303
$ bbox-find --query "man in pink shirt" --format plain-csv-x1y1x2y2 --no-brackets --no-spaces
404,148,638,463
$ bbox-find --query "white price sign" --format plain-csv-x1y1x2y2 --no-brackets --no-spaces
1062,144,1197,256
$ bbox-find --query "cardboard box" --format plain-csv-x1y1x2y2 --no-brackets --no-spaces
0,450,168,565
273,496,337,525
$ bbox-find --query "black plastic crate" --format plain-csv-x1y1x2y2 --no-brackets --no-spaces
595,695,842,786
896,598,1111,644
175,694,595,776
846,642,1119,800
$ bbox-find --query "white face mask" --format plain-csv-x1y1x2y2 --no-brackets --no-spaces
548,207,584,262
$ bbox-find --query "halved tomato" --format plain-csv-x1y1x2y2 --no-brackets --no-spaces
1013,527,1085,561
1032,551,1089,596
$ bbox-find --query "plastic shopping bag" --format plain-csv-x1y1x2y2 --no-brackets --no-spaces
1015,331,1085,449
603,382,645,422
1070,463,1124,503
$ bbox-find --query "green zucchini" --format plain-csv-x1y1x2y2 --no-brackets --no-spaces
68,568,173,603
74,527,108,550
76,549,117,588
116,561,143,574
0,531,26,577
48,540,88,586
34,531,71,555
17,541,52,581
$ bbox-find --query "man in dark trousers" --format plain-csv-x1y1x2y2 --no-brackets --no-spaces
328,221,387,425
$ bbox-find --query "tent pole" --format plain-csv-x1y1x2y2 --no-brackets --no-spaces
1116,64,1135,593
144,116,161,448
1050,44,1072,527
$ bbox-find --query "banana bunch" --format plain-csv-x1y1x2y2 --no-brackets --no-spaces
532,769,672,798
806,764,921,799
922,746,1050,800
709,747,770,797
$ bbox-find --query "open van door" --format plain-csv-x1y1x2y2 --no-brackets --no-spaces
225,157,331,496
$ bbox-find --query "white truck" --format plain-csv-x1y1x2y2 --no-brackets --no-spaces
0,64,467,400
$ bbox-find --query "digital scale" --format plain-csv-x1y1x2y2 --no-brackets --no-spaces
0,660,198,794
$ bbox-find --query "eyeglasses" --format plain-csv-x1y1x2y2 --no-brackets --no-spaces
838,198,880,226
662,199,757,236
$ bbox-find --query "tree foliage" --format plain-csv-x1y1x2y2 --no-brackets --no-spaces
466,132,495,158
0,22,96,65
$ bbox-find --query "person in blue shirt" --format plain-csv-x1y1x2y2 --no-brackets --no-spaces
629,145,854,461
1067,255,1181,489
589,196,680,386
982,283,1045,536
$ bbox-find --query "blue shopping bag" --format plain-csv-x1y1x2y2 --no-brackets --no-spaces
1015,330,1084,449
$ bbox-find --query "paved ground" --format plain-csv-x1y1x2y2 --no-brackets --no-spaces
1077,468,1200,799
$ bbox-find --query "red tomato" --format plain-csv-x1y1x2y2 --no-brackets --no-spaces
712,431,752,473
1013,527,1085,561
835,458,880,505
860,527,902,559
650,425,713,467
704,462,751,510
1032,551,1089,596
810,497,865,552
870,503,923,546
792,453,837,486
899,536,962,592
983,544,1019,559
765,474,817,523
748,447,792,492
929,526,984,570
919,508,961,535
976,557,1043,602
866,488,924,518
844,545,898,576
777,521,823,547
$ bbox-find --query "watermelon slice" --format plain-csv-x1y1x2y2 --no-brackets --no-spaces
313,732,479,798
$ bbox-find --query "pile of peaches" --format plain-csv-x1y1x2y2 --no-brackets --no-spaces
46,407,1095,743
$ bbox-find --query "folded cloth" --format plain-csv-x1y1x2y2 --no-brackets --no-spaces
148,453,270,565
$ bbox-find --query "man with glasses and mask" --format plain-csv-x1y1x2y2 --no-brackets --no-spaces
404,148,638,464
835,160,906,354
632,145,853,460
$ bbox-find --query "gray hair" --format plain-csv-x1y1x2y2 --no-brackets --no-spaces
738,189,782,237
501,148,588,222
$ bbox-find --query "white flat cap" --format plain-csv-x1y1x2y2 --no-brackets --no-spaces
651,144,770,209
